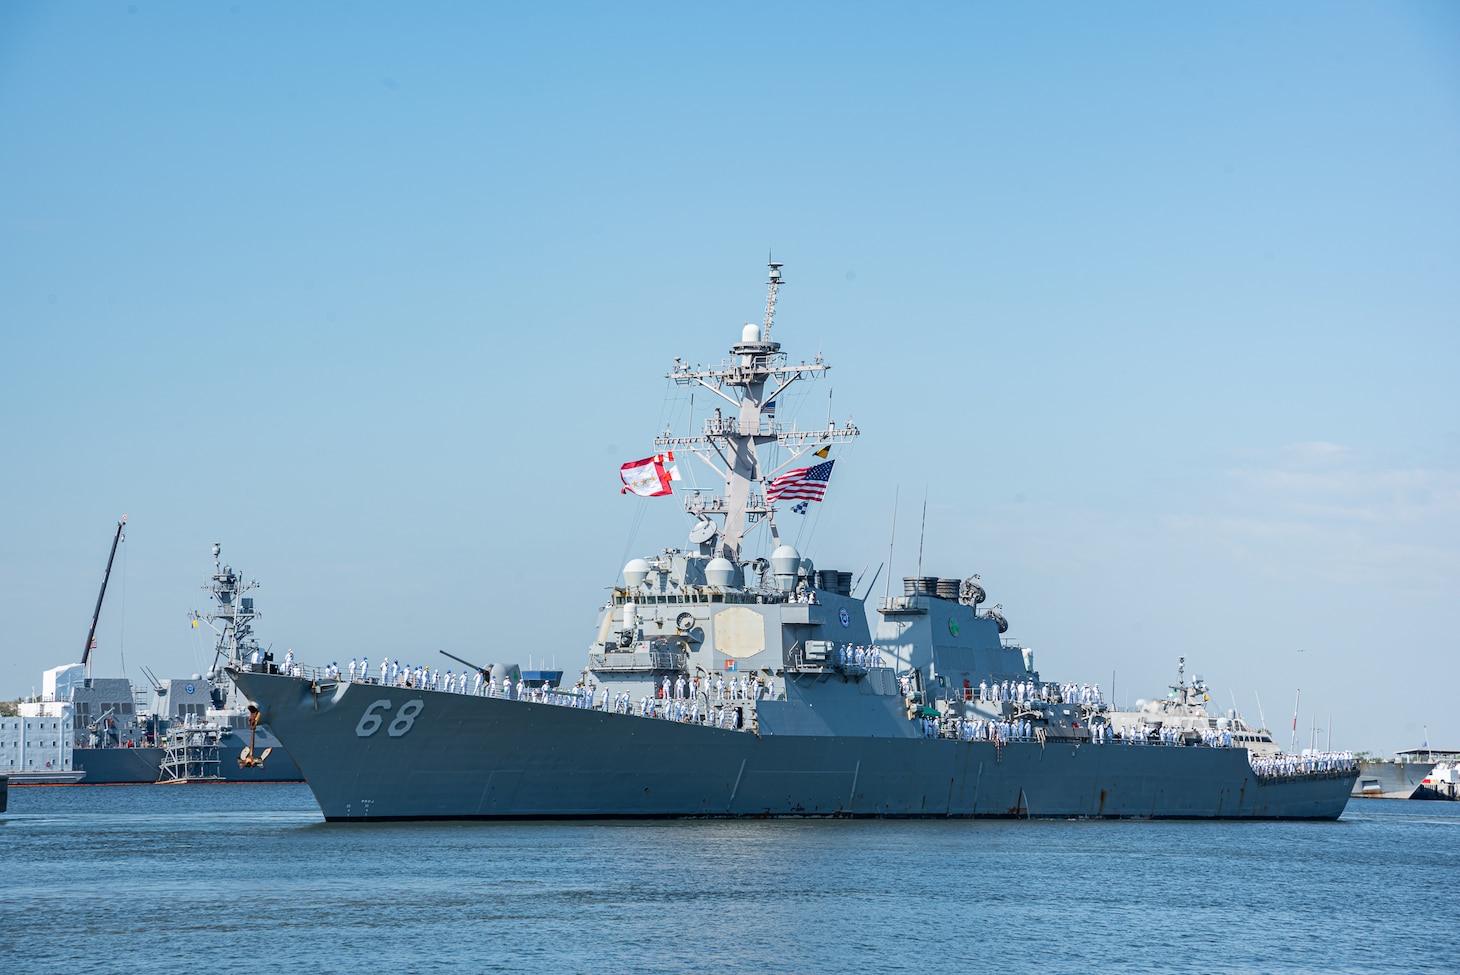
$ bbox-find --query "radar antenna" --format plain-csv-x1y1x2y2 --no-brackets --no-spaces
655,261,859,561
189,543,261,674
762,260,783,341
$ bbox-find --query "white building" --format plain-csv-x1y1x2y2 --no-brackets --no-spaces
0,701,75,773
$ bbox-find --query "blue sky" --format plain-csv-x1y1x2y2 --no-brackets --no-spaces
2,2,1456,754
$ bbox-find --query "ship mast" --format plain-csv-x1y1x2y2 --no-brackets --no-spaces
188,543,260,675
654,262,858,563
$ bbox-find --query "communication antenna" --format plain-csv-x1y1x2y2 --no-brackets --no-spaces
1254,690,1267,729
762,260,783,341
915,489,928,581
858,563,884,602
1290,688,1301,754
883,487,899,604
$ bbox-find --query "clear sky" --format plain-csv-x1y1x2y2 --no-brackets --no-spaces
2,2,1456,755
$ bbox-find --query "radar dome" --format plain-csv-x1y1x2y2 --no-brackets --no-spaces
705,557,735,587
770,544,799,575
770,545,799,590
741,323,761,344
623,558,651,588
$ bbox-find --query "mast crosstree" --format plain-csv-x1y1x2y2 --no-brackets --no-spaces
653,262,858,562
188,543,261,675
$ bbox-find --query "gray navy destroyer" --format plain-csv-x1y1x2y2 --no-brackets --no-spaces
6,534,302,785
230,262,1356,821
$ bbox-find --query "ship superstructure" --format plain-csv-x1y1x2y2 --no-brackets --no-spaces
229,262,1357,820
190,543,263,692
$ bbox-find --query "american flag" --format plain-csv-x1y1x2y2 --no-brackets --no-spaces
767,460,835,503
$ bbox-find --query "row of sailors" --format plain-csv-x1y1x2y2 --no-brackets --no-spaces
334,656,568,704
659,675,766,702
1249,751,1357,778
790,589,820,604
838,645,885,669
341,657,483,695
974,679,1103,706
1118,723,1209,745
1123,723,1251,747
334,658,1110,715
640,699,745,728
919,716,1284,747
335,658,545,701
921,717,1043,742
334,655,774,711
924,718,1268,747
916,715,1360,760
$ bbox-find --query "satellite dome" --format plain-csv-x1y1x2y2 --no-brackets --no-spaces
770,545,799,592
705,557,735,587
741,323,761,344
770,544,799,575
623,558,651,588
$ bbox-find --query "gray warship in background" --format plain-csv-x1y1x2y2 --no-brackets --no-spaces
9,534,303,785
231,262,1356,820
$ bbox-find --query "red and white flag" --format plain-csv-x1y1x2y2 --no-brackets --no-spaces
620,452,676,497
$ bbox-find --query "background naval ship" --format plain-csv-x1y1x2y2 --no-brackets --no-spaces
230,262,1357,821
4,528,302,786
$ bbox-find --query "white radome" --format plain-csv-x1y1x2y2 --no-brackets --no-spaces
623,558,651,588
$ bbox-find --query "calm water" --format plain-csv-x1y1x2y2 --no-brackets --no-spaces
1,784,1455,975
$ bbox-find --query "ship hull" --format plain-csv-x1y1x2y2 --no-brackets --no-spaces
234,672,1354,822
1351,760,1433,799
71,742,304,784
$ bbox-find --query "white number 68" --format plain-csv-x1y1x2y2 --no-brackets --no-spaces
355,698,425,738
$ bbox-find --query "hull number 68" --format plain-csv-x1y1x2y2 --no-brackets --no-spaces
355,699,425,738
